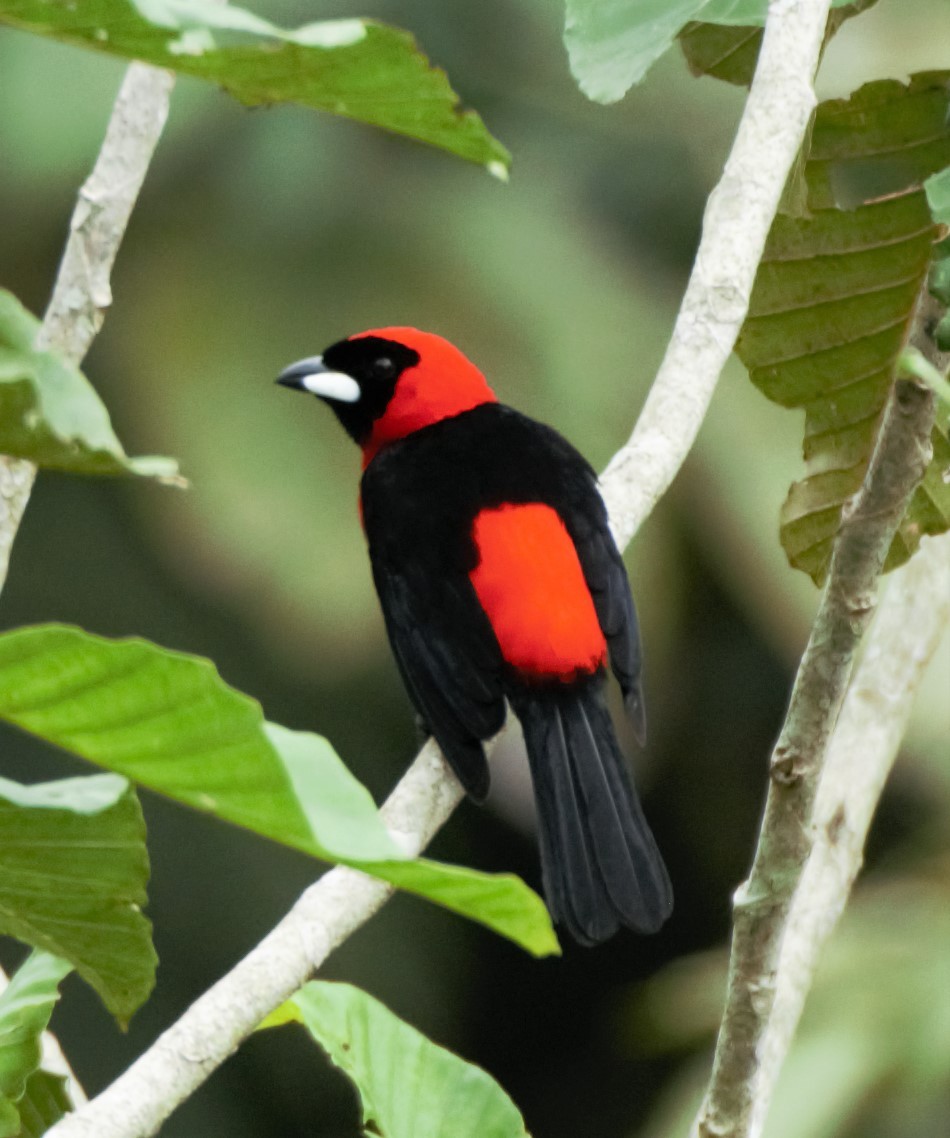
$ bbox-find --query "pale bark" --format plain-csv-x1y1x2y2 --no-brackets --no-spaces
750,531,950,1136
692,376,937,1138
0,62,174,591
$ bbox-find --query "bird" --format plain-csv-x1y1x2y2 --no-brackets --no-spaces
276,327,672,944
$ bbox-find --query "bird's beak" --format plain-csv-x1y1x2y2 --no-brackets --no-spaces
275,356,361,403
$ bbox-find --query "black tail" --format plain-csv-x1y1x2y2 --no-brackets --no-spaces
512,683,672,945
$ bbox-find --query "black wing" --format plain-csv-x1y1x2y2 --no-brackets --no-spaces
370,561,505,802
535,440,645,744
569,505,645,743
362,427,507,803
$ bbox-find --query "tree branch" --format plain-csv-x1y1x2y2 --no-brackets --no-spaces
750,529,950,1136
45,3,833,1136
0,61,174,591
695,287,950,1137
0,58,174,1114
692,375,937,1138
602,0,831,549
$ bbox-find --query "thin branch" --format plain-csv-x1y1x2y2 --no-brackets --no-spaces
750,529,950,1136
0,59,174,1112
0,458,36,594
45,3,832,1136
717,289,950,1136
0,61,174,591
692,375,936,1138
602,0,831,549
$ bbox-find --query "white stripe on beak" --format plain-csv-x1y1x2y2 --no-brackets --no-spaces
300,371,361,403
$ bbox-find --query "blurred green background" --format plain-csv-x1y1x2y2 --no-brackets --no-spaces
1,1,948,1135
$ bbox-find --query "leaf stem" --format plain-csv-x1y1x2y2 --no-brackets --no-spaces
899,345,950,410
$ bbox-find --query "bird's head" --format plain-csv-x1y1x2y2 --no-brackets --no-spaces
276,327,497,465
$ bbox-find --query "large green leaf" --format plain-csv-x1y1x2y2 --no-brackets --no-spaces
737,74,950,582
0,774,155,1024
261,982,530,1138
0,625,557,957
0,290,179,480
0,0,509,174
564,0,705,104
679,1,877,87
563,0,856,103
10,1072,71,1138
0,951,71,1138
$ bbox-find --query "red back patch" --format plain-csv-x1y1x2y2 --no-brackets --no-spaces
469,503,606,680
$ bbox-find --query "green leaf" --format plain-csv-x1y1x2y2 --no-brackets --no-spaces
806,76,950,211
679,2,878,88
0,625,558,957
0,950,71,1137
929,250,950,307
564,0,857,102
925,165,950,224
736,74,950,582
698,0,856,24
926,167,950,344
565,0,707,104
12,1071,72,1138
262,982,531,1138
934,312,950,352
0,291,180,480
776,113,816,223
0,774,155,1025
0,0,509,175
678,20,761,87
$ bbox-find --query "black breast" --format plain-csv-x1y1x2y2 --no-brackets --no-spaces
359,403,601,577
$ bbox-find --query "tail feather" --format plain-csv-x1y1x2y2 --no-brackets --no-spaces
544,708,619,943
568,699,650,920
514,684,672,945
572,697,671,923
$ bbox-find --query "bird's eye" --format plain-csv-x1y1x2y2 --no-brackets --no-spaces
373,357,396,379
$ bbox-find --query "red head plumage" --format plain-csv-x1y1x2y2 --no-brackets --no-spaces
351,328,497,464
276,327,497,466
